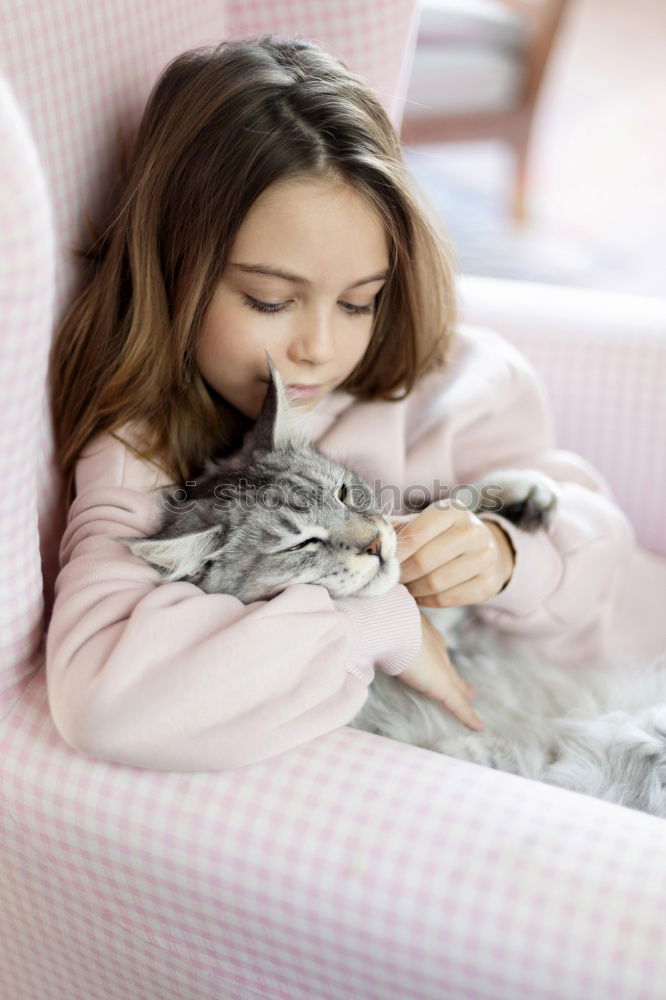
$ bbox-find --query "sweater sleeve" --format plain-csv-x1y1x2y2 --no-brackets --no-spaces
452,330,636,666
45,450,421,773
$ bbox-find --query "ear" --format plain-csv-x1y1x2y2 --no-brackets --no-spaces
249,352,313,452
116,525,224,581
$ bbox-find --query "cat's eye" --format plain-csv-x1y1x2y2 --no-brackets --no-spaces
288,538,322,551
337,484,347,503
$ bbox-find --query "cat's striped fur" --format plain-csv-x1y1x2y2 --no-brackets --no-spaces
119,354,666,819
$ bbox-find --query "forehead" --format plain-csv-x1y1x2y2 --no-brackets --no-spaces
231,175,389,287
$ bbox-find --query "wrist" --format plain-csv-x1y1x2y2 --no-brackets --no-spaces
485,519,516,591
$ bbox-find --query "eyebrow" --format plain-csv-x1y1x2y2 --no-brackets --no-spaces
230,263,389,288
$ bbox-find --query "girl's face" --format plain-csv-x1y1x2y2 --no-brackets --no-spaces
196,173,390,420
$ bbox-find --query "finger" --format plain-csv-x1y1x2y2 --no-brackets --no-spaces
399,524,469,584
452,677,478,706
433,575,498,608
440,687,485,731
451,670,476,700
414,582,472,605
428,622,477,701
393,503,459,563
435,650,484,730
414,595,443,609
414,569,500,607
416,590,473,610
446,661,476,701
423,614,477,702
406,550,484,597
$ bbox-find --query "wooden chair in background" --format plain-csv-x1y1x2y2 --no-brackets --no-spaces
400,0,570,222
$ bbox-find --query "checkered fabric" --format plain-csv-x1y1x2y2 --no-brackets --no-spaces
0,70,54,713
459,273,666,556
2,3,666,999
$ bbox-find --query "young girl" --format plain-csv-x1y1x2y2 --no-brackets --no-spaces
46,35,634,771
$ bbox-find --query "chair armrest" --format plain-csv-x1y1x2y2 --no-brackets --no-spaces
14,715,666,1000
9,680,666,1000
457,274,666,555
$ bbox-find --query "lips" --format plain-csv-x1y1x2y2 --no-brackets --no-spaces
259,379,322,388
259,378,326,399
285,384,323,402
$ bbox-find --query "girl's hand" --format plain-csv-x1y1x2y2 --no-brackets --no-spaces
399,610,484,731
391,501,515,609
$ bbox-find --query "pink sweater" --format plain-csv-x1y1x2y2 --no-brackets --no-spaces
45,323,635,771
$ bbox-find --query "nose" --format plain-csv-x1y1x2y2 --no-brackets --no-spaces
361,531,383,561
287,306,336,366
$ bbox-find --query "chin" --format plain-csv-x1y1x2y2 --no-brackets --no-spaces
354,558,400,597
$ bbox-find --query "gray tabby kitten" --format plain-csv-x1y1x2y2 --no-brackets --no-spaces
119,356,666,819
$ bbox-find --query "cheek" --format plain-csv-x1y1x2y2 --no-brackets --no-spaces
195,321,217,369
197,303,255,372
345,324,374,366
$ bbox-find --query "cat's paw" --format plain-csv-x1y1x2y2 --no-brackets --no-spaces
473,469,560,531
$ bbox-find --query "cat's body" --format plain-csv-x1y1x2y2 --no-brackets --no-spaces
350,612,666,817
119,354,666,818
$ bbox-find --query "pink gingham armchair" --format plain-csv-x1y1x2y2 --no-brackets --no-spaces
2,3,666,998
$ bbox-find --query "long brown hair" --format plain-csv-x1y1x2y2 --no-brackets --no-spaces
50,35,459,509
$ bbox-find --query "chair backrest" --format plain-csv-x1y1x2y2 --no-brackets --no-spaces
0,0,418,711
0,2,230,715
0,75,54,714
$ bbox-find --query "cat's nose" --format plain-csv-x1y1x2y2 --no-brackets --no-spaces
362,532,383,560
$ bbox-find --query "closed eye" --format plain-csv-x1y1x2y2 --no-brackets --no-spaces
243,295,285,314
286,538,323,552
339,302,374,316
243,294,375,317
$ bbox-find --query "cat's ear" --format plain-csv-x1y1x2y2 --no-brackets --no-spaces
116,525,224,582
250,352,313,452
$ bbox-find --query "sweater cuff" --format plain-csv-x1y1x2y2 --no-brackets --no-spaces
334,582,422,676
477,512,564,616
